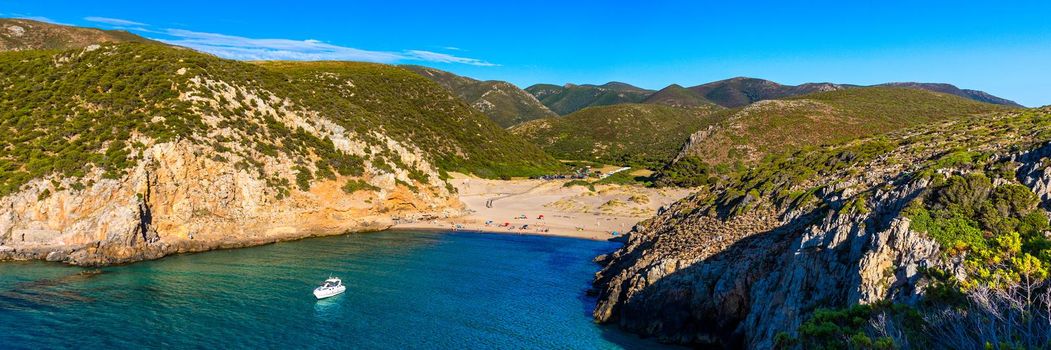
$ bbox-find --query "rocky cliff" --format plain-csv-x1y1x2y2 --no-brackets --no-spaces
0,42,558,265
0,140,457,266
593,108,1051,348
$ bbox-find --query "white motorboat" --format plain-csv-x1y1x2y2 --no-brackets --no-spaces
313,277,346,299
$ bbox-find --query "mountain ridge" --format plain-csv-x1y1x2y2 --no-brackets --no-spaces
525,76,1021,111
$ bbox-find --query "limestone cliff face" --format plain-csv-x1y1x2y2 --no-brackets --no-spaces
0,140,460,266
592,110,1051,348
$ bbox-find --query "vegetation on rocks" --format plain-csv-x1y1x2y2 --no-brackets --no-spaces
342,179,380,194
0,44,199,195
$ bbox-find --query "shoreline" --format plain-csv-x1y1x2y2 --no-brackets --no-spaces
0,175,689,266
0,226,621,268
391,221,619,241
386,225,624,242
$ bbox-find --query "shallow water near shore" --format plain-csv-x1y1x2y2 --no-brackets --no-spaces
0,230,670,349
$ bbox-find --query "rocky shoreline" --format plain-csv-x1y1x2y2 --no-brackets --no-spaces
0,219,393,266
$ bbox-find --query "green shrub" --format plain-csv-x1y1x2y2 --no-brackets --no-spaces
341,179,379,194
293,166,313,192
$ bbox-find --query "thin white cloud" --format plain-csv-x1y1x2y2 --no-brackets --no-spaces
125,26,164,34
14,16,70,25
152,28,497,66
443,46,463,51
157,29,405,62
84,16,146,27
406,50,497,66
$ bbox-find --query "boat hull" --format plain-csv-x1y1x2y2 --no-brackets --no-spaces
313,285,346,299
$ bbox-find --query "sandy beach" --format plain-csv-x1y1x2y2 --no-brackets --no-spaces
393,174,693,240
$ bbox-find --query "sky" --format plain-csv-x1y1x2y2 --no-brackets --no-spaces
2,0,1049,106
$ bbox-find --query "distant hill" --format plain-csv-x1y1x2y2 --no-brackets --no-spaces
659,87,1011,185
683,77,849,108
524,82,654,115
0,18,153,51
511,104,725,166
877,82,1024,107
642,84,714,108
403,65,556,127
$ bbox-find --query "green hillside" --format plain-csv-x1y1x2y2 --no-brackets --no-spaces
403,65,556,127
524,82,654,115
257,61,563,177
658,87,1013,186
0,18,153,51
0,42,562,196
511,104,725,167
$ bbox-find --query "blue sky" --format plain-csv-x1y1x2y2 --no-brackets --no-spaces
3,0,1049,106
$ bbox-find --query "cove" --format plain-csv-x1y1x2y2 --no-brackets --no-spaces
0,230,671,349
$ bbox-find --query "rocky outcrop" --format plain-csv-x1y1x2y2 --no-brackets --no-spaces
672,126,715,163
593,109,1051,348
592,176,944,348
1016,142,1051,210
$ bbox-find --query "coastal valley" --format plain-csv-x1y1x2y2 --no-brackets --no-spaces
2,15,1050,350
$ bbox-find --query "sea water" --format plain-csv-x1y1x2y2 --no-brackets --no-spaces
0,230,671,349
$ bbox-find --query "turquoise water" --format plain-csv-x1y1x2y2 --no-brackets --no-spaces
0,230,668,349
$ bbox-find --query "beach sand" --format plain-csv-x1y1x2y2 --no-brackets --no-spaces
393,174,693,240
